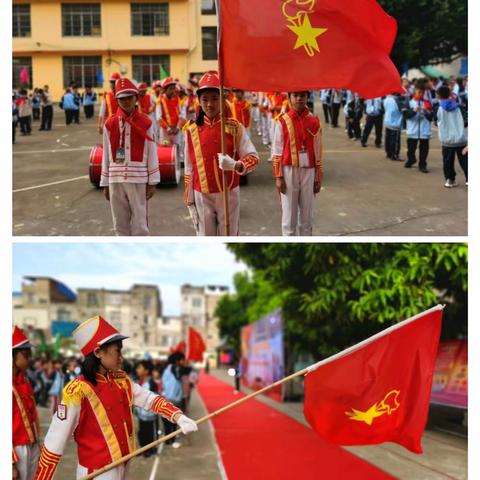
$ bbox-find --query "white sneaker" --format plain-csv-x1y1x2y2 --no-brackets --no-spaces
465,181,468,186
444,179,457,188
172,441,181,449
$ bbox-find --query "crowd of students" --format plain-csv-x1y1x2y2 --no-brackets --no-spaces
320,75,468,187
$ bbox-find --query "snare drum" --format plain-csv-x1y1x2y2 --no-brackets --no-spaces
88,144,181,187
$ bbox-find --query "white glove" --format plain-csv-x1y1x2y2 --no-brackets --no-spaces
177,414,198,435
218,153,237,171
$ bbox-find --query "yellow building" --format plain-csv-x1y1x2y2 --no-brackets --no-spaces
13,0,219,100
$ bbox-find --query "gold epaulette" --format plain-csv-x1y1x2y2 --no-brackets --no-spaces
62,378,85,407
183,119,194,133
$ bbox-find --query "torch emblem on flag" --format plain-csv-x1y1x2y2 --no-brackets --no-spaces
346,389,401,426
282,0,328,56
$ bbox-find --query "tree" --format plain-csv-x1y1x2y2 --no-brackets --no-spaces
216,271,284,352
221,244,467,362
379,0,467,71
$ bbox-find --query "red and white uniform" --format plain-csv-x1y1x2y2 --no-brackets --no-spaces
268,93,288,145
13,372,41,480
186,93,199,121
227,99,252,131
155,94,182,144
35,316,183,480
272,108,323,236
137,93,154,116
98,92,119,130
100,80,160,236
34,371,181,480
184,116,259,236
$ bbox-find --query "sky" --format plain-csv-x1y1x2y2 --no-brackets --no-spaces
13,243,247,315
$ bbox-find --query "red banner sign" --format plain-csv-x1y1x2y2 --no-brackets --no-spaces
431,340,467,409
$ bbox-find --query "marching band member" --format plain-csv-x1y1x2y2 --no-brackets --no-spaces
98,73,120,134
185,87,199,122
272,91,323,236
34,315,198,480
13,327,41,480
183,71,259,236
155,77,182,146
100,78,160,236
227,89,252,134
150,81,163,141
268,92,288,145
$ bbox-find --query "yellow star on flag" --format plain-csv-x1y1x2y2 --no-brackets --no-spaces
287,14,328,54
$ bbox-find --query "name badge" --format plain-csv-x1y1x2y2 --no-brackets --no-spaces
115,147,126,163
299,150,310,168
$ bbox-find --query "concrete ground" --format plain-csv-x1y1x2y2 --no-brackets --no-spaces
37,389,222,480
212,369,467,480
13,105,467,236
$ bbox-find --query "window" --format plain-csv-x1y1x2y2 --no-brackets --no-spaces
62,4,101,36
13,57,32,89
192,298,202,307
13,4,31,37
143,294,151,309
202,26,217,60
132,55,170,84
143,314,149,325
201,0,216,15
63,56,102,88
87,292,98,307
131,3,169,36
57,309,71,321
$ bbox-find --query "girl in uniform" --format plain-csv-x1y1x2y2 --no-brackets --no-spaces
34,315,197,480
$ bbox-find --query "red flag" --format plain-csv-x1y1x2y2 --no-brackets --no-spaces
304,306,443,453
186,326,206,362
218,0,401,98
169,340,186,354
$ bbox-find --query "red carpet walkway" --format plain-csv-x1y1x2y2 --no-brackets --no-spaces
197,374,395,480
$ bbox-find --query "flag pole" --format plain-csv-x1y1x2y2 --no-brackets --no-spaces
216,0,230,236
80,367,310,480
219,85,230,236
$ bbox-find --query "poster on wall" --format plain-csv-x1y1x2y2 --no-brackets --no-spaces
240,309,284,401
431,340,467,409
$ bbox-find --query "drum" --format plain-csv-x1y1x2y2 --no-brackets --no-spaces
88,144,181,188
157,143,181,186
88,144,102,188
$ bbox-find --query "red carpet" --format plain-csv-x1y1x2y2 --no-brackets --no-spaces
197,374,395,480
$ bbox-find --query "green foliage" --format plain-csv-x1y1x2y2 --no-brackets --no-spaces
216,271,285,352
378,0,467,70
219,244,467,361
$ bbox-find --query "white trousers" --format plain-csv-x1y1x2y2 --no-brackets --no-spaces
14,444,40,480
109,183,149,236
77,463,129,480
280,166,315,236
261,115,270,144
194,187,240,236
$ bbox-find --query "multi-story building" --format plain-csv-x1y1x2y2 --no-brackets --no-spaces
180,283,227,359
13,0,219,100
13,276,78,341
157,315,182,354
76,284,161,352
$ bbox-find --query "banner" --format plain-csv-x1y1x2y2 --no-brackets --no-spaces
431,340,467,409
240,309,284,401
